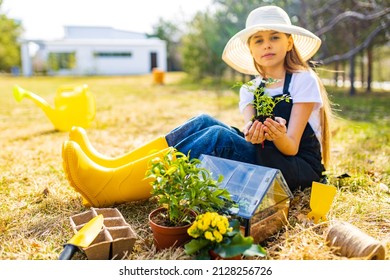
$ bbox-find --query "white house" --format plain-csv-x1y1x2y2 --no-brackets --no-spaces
21,26,167,76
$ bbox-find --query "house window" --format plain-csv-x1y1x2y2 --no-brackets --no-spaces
48,52,76,70
93,52,132,57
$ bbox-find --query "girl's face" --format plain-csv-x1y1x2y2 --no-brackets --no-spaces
248,30,293,71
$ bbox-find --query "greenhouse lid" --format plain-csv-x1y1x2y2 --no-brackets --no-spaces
199,154,293,219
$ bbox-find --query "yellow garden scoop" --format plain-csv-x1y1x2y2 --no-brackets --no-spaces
307,181,337,223
59,214,104,260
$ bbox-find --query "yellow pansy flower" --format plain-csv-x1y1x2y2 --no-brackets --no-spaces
188,222,201,238
213,230,223,243
204,231,215,241
216,220,227,234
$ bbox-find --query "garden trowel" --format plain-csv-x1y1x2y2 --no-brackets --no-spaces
307,181,337,223
59,214,104,260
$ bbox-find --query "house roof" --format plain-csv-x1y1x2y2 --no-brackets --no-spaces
64,26,148,40
21,26,163,46
42,38,166,47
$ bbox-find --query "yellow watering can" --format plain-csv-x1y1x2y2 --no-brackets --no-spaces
13,84,96,132
307,181,337,223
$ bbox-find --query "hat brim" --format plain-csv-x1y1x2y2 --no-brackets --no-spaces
222,24,321,75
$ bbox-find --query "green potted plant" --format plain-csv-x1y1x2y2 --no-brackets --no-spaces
234,78,290,123
184,212,267,260
145,148,232,250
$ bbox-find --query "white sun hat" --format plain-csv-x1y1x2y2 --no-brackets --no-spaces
222,5,321,75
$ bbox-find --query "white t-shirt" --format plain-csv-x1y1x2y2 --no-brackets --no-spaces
239,70,323,143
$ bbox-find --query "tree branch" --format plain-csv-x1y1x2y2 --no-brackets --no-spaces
315,8,390,36
312,0,340,17
319,21,389,64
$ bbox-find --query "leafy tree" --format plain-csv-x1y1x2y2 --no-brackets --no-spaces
181,0,268,80
181,11,227,80
151,18,183,71
0,0,23,72
212,0,264,80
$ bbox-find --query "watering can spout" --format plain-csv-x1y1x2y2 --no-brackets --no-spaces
14,85,52,106
13,84,57,120
13,84,95,132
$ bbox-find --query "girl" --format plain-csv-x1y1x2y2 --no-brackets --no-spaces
62,5,332,208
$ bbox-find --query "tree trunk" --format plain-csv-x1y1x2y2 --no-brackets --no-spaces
342,62,346,87
367,46,373,93
360,52,365,91
334,62,339,87
349,55,356,96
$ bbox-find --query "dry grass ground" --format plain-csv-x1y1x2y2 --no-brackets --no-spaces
0,72,389,260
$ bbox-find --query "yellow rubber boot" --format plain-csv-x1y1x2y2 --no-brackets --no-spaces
68,126,168,168
62,140,172,207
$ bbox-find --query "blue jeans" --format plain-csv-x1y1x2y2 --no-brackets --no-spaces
165,114,258,164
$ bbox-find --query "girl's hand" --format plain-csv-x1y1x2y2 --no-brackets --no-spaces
242,120,253,136
244,120,266,144
263,117,287,141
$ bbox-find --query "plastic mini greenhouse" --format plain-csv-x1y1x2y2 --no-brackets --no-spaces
199,155,293,243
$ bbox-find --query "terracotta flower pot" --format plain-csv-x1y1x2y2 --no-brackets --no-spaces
209,250,242,260
149,207,196,250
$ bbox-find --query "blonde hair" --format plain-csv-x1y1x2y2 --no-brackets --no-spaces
253,43,332,168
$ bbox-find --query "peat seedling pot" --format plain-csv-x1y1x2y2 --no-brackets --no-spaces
149,207,196,251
